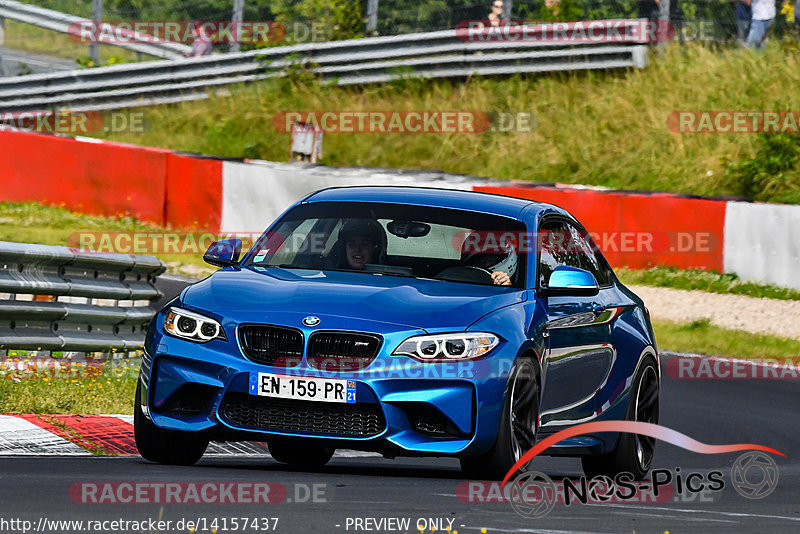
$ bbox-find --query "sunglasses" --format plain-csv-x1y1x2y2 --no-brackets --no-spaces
493,3,503,7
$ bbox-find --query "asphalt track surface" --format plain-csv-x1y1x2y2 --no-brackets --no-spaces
0,47,75,76
1,276,796,533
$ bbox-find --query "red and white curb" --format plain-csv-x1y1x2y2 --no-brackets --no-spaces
0,415,90,456
0,414,379,458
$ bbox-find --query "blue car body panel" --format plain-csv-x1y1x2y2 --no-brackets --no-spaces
141,186,658,459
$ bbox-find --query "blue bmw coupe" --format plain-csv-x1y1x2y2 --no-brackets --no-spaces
136,186,660,480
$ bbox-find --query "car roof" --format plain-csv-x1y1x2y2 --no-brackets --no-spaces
303,186,557,220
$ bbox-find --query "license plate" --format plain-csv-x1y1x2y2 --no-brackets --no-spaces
249,372,356,404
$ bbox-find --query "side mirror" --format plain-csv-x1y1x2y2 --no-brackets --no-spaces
203,238,242,267
541,265,599,297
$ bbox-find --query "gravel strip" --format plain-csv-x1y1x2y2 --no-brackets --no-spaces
628,285,800,340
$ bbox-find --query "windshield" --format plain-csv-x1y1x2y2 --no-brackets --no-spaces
244,201,527,288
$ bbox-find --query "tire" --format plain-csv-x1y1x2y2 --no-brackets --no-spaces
268,439,335,467
134,381,209,466
461,357,540,480
581,356,659,480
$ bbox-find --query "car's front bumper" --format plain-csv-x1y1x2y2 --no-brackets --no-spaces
140,319,516,458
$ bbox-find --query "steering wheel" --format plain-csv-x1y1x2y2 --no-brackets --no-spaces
436,265,494,285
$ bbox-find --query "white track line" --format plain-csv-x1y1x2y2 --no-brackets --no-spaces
598,503,800,523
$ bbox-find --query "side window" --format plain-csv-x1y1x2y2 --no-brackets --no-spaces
538,220,572,287
583,233,613,287
538,219,612,287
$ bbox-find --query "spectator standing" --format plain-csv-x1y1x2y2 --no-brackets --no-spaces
746,0,775,48
736,0,752,44
638,0,660,22
488,1,503,26
186,21,213,57
639,0,664,42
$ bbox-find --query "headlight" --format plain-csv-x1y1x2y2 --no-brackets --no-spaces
393,333,499,361
163,307,227,343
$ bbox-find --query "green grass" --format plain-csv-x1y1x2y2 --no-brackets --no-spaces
617,266,800,301
654,319,800,360
3,20,148,67
89,41,800,204
0,376,137,414
0,201,215,277
0,354,138,415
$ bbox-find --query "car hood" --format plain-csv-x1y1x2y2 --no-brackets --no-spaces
181,266,526,331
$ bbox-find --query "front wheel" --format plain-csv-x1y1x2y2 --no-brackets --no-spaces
134,381,209,466
581,357,659,480
461,357,540,480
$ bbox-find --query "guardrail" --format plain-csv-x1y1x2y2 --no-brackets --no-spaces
0,20,649,112
0,241,165,353
0,0,190,59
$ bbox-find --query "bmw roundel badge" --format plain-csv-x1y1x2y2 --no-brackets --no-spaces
302,316,321,327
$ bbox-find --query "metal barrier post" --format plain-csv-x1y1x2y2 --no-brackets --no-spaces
658,0,670,48
366,0,378,34
231,0,245,53
89,0,103,64
0,16,5,77
502,0,513,22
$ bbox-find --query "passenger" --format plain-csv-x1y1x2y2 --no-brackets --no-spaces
462,235,518,286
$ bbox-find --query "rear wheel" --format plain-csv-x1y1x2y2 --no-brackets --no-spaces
134,381,209,466
268,439,335,467
461,357,540,480
581,357,659,480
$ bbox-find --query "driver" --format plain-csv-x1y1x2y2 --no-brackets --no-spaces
462,236,518,286
337,219,386,270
